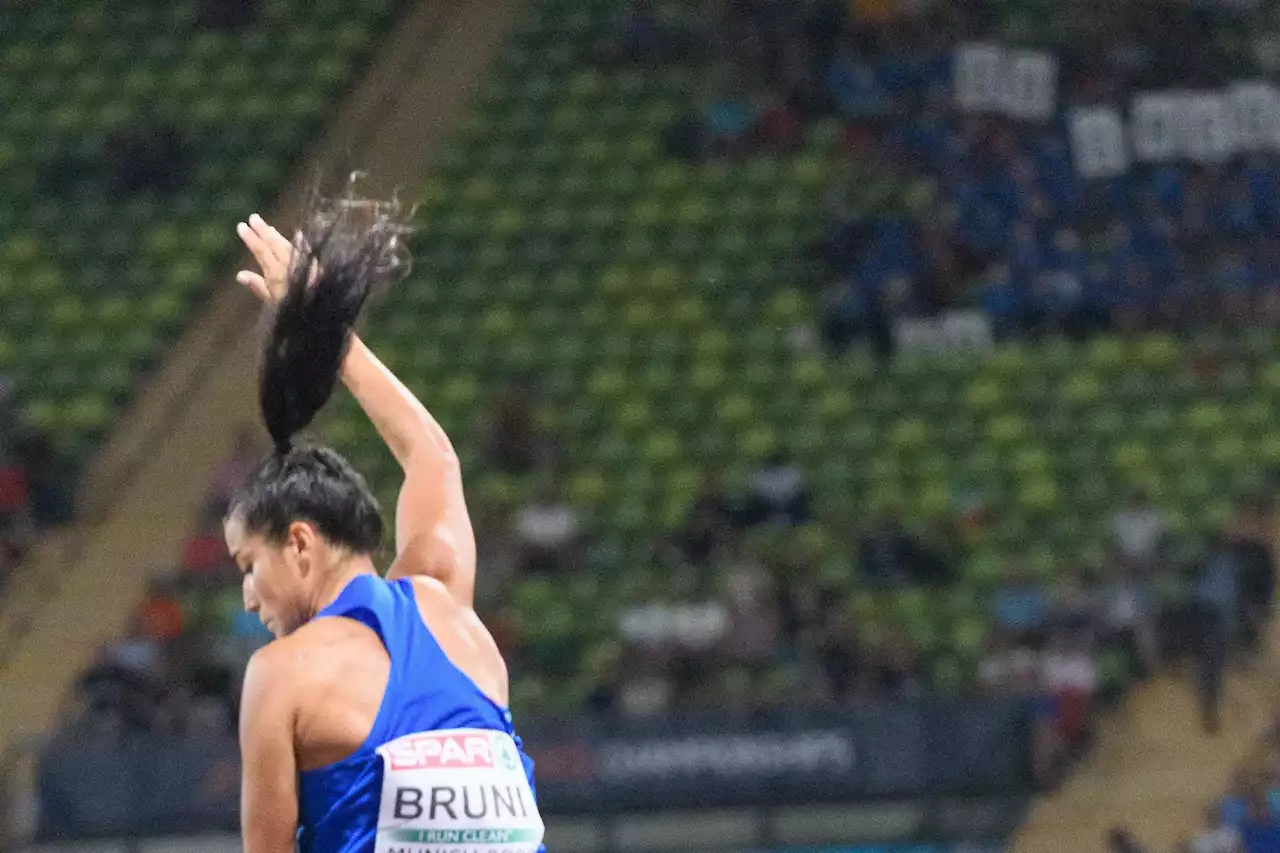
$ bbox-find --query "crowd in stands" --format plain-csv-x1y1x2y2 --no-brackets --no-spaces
38,12,1280,849
0,375,75,591
58,428,268,740
620,0,1280,358
55,391,1280,804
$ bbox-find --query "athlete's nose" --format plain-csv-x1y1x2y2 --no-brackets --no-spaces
243,574,259,614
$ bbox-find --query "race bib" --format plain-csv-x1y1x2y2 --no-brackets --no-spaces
375,729,545,853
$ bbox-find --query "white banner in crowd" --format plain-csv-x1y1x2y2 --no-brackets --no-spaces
1068,81,1280,176
1129,92,1182,162
954,43,1058,122
1068,106,1129,178
1001,50,1058,121
894,311,993,358
1181,91,1236,162
1229,81,1280,149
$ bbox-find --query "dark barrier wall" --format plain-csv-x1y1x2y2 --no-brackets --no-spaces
37,698,1032,839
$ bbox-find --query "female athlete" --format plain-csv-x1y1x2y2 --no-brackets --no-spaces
226,204,545,853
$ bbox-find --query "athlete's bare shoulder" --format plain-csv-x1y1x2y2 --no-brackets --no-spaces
250,617,384,696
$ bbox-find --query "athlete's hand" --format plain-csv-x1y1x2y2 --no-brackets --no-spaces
235,214,297,305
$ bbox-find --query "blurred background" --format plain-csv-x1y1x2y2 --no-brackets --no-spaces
6,0,1280,852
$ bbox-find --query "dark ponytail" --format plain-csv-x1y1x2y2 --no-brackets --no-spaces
227,182,412,554
259,184,412,453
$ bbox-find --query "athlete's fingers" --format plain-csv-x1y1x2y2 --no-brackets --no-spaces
236,270,271,302
246,216,289,273
237,222,275,272
248,214,293,267
292,228,313,258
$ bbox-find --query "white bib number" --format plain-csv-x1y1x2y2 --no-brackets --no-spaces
375,729,545,853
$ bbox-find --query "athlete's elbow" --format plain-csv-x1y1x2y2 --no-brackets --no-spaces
401,439,461,479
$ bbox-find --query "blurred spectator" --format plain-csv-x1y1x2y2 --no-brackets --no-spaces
816,604,864,700
677,474,733,563
1031,268,1086,339
978,627,1072,789
1192,532,1242,733
134,578,185,643
824,41,890,117
584,650,621,717
617,0,664,62
0,453,33,583
1107,828,1150,853
908,519,954,586
197,0,257,31
723,546,779,664
873,630,924,697
1051,565,1103,638
182,519,232,576
105,124,191,196
617,650,674,717
663,111,707,161
743,450,811,526
1223,769,1254,830
473,506,521,609
858,512,922,586
110,617,163,676
184,656,237,735
977,629,1039,695
979,263,1024,340
1111,489,1169,568
203,424,261,522
823,276,899,360
1191,804,1244,853
704,80,755,156
485,386,553,476
12,423,74,524
1097,556,1160,676
1240,793,1280,853
752,92,803,152
991,564,1050,644
1227,498,1276,653
514,479,582,573
1040,629,1098,748
71,625,166,734
608,0,703,65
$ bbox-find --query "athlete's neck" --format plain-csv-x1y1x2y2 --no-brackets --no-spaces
310,554,378,618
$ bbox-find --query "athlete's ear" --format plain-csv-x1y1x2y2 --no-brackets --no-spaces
286,520,319,575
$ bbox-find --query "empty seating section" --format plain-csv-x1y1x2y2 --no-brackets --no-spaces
0,0,400,464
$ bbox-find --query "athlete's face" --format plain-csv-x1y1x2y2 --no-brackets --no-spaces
224,514,320,637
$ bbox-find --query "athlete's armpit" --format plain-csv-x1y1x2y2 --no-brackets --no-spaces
240,645,301,853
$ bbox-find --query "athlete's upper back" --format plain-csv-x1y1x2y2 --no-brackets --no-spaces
292,574,542,853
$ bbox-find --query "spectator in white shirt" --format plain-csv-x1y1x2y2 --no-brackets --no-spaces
515,479,581,573
744,450,811,526
1096,552,1161,676
1111,488,1168,567
1040,630,1098,746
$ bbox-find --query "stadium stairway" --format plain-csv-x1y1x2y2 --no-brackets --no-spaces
0,0,523,838
1012,618,1280,853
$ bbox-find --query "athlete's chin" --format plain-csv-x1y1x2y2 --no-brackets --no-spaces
265,615,300,638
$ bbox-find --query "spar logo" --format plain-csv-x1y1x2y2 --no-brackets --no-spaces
384,733,502,770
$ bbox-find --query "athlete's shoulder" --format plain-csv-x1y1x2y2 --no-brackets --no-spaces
250,619,376,681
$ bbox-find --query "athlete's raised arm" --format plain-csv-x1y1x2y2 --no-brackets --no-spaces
236,211,477,608
238,643,299,853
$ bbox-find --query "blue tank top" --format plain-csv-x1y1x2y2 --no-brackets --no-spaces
297,574,542,853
